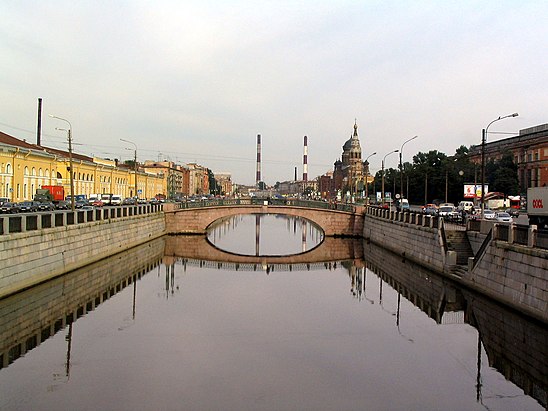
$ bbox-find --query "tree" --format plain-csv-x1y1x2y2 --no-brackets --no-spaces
487,151,519,195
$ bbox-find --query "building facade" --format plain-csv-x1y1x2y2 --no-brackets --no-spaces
321,121,373,200
0,130,165,202
469,123,548,192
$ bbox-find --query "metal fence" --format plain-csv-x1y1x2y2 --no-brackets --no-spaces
175,198,357,213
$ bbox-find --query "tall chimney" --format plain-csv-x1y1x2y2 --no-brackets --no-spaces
256,134,261,187
37,98,42,146
303,135,308,182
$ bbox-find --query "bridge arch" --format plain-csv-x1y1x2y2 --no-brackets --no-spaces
164,202,364,237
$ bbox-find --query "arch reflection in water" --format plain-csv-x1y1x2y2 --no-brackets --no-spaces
207,213,324,256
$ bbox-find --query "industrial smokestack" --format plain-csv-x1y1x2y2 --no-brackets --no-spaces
303,135,308,182
294,166,297,181
256,134,261,187
37,98,42,146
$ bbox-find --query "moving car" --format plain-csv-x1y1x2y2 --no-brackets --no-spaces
483,209,496,220
495,212,513,223
505,208,519,217
423,206,438,216
457,201,474,212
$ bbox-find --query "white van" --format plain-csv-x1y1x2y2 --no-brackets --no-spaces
458,201,474,212
110,195,122,206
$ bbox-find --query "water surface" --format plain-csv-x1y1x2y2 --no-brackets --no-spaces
0,216,545,411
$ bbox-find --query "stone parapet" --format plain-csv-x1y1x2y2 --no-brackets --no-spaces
0,212,165,299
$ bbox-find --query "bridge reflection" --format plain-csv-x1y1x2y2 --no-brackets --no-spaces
164,234,364,268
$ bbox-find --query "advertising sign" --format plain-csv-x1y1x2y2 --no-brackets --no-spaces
464,184,487,199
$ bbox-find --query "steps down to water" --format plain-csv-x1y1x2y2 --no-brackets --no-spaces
446,230,474,265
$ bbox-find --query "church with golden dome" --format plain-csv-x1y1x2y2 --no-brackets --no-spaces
319,120,372,200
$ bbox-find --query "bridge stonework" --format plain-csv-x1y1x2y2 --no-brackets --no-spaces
164,203,364,237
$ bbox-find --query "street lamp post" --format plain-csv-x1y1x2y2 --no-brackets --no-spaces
399,136,418,199
364,152,377,204
120,139,138,198
481,113,518,218
382,149,399,207
49,115,75,212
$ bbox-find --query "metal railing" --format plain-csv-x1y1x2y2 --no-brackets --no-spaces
174,198,357,213
0,204,163,236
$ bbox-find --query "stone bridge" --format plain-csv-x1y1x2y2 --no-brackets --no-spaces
164,199,364,237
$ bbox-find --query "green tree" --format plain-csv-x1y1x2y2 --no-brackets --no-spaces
487,151,519,195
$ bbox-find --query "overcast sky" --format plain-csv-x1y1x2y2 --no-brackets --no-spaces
1,1,546,185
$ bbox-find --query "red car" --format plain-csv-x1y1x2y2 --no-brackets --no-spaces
91,199,104,207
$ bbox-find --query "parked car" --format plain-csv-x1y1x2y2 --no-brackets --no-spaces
495,212,513,223
37,202,55,211
55,200,70,210
0,197,9,206
75,200,89,209
483,209,496,220
0,202,20,213
18,201,39,212
122,197,137,205
91,199,104,207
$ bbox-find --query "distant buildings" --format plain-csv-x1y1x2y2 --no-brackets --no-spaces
469,123,548,191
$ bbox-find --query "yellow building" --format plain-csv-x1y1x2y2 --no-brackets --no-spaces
0,130,165,201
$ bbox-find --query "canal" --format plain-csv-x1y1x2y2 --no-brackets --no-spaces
0,214,545,410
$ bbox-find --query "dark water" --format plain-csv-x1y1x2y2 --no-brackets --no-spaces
0,215,545,411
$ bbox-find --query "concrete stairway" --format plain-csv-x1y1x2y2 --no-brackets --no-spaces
446,230,474,265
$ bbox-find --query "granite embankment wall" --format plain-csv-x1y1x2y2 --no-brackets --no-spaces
0,208,165,299
363,207,547,323
465,224,547,322
363,208,449,273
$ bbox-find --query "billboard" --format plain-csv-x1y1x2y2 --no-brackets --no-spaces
464,184,487,199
